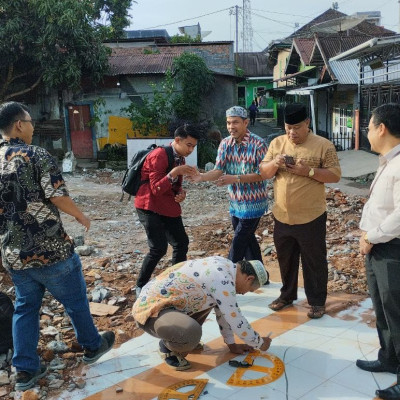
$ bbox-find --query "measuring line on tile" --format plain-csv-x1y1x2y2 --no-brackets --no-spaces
158,379,208,400
227,351,285,387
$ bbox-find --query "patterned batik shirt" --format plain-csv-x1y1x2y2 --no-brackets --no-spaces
132,256,264,349
215,131,268,219
0,138,74,270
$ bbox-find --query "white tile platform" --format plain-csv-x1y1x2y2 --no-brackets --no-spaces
52,283,392,400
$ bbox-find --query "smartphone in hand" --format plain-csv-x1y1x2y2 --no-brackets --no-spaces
284,155,295,165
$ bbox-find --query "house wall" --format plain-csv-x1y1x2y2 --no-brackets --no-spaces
82,74,236,149
201,75,237,123
240,79,274,110
273,50,290,88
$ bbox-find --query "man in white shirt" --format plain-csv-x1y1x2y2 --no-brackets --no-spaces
357,103,400,400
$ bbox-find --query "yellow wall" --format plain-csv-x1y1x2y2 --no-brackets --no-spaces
274,49,290,88
97,116,169,149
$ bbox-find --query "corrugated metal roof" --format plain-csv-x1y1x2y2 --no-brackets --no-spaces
329,59,359,84
286,82,337,95
109,53,179,75
108,45,235,76
235,52,272,76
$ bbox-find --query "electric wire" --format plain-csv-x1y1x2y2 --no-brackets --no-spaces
140,7,232,30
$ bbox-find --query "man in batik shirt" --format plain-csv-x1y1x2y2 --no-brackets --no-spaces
0,102,114,391
132,256,271,370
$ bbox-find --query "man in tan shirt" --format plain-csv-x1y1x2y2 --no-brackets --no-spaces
260,104,341,319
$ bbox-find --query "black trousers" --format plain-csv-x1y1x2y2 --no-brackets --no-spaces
229,216,262,263
366,239,400,369
136,208,189,289
273,212,328,306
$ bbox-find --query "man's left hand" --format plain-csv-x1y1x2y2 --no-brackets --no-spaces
360,231,373,255
174,190,186,203
228,343,254,354
286,159,311,176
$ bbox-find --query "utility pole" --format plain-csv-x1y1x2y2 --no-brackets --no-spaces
242,0,253,52
229,6,240,54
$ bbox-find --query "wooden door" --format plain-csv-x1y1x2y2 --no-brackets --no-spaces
67,104,94,158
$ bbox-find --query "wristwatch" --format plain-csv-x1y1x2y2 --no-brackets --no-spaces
308,168,315,177
364,233,371,245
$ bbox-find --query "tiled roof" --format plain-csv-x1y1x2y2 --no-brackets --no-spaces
293,38,315,65
316,36,372,60
290,8,395,39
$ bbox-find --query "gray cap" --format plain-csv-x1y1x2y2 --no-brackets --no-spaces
226,106,248,119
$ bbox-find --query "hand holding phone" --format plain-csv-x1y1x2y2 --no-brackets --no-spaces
284,155,295,165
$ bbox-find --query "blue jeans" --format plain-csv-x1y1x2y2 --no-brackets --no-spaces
10,253,101,373
228,216,263,263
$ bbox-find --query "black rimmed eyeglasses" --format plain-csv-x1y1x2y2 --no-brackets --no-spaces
15,119,36,127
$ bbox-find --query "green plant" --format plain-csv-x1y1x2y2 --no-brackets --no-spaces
170,34,202,44
89,98,111,129
172,53,215,121
197,140,219,169
235,65,244,77
103,143,127,161
143,48,160,54
120,71,175,135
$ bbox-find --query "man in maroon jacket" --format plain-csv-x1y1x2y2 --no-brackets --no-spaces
134,125,200,295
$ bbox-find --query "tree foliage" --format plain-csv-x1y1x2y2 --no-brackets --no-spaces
172,52,215,121
170,34,202,44
0,0,133,101
120,70,175,136
92,0,133,39
121,52,215,134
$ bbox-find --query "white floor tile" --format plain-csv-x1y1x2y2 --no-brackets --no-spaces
298,379,379,400
331,362,396,397
267,364,326,398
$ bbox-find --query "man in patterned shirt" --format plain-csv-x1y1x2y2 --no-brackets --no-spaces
132,256,271,370
190,106,268,275
260,103,341,319
0,102,114,391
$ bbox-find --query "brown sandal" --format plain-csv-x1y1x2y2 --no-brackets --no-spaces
268,298,293,311
307,305,325,319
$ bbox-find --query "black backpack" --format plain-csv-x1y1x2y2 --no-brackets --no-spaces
120,144,175,201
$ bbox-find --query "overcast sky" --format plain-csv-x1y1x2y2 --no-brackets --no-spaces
127,0,398,51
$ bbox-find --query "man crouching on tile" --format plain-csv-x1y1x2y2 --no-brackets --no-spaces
132,256,271,370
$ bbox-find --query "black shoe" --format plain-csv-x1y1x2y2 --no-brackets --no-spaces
83,331,115,364
158,340,191,371
356,359,397,374
376,384,400,399
15,364,47,391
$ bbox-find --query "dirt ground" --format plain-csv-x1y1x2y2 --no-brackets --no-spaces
0,168,373,398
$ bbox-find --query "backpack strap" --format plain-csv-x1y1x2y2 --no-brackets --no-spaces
163,145,175,172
